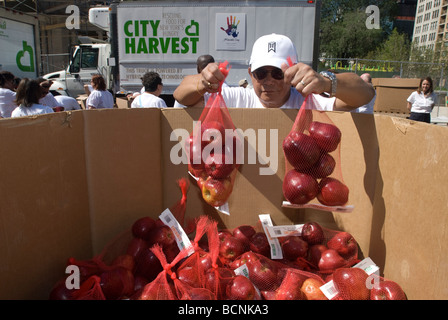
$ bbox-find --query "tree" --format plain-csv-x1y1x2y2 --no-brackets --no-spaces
320,9,383,60
319,0,398,60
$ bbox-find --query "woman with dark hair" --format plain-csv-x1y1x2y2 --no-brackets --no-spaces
0,71,18,118
406,77,437,123
86,74,114,109
11,78,54,117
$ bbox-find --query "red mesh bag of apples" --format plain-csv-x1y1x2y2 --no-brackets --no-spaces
138,244,191,300
282,95,353,212
202,218,237,300
49,178,191,300
298,221,360,278
186,61,242,209
173,215,217,297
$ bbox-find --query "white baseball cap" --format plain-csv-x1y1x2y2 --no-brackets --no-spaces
249,34,298,71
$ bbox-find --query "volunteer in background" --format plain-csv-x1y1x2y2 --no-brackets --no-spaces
351,73,376,114
54,95,82,111
173,54,221,108
86,74,114,109
0,71,18,118
406,77,436,124
38,78,63,110
173,33,374,110
131,71,167,108
11,78,54,117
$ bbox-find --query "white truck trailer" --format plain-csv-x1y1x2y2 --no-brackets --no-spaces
44,0,321,102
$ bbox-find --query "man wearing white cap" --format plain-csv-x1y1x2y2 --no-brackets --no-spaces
174,33,374,110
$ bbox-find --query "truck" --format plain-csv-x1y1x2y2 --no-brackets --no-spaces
43,0,321,104
0,7,40,79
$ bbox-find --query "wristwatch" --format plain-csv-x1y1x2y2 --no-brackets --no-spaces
320,71,337,97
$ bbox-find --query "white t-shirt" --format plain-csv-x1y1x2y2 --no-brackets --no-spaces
0,88,17,118
11,103,54,117
207,87,335,110
407,91,437,114
131,92,167,108
39,92,61,108
54,95,81,111
86,89,114,109
352,91,376,114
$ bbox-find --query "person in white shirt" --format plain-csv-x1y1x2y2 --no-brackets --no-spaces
37,79,62,109
54,95,81,111
86,74,114,109
11,78,54,117
350,73,376,114
0,71,18,118
131,71,168,108
406,77,437,123
174,33,374,110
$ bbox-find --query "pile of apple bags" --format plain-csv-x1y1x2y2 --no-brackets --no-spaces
186,61,242,208
49,202,407,300
282,95,350,208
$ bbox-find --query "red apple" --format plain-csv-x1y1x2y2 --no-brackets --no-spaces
326,231,357,258
318,249,347,271
148,225,176,248
249,232,271,258
177,266,201,288
100,266,135,300
275,270,307,300
201,176,233,207
301,277,328,300
219,235,245,262
317,177,349,206
370,280,407,300
232,225,256,249
205,267,234,300
111,254,135,272
306,152,336,179
184,288,216,300
134,248,163,282
226,275,256,300
186,133,205,171
126,238,149,260
309,121,342,152
301,221,325,245
247,256,279,291
307,244,327,268
230,251,260,270
131,216,156,241
333,267,370,300
204,151,235,179
283,169,319,205
283,131,321,171
281,236,308,261
201,121,226,146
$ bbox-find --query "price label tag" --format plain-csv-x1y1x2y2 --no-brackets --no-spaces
258,214,283,259
159,208,193,255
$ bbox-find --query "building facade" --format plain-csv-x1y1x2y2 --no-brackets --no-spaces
412,0,446,50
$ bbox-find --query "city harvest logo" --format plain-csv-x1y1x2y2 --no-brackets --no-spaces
170,121,279,176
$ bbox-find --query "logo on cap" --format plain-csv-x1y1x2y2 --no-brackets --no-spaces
268,41,276,53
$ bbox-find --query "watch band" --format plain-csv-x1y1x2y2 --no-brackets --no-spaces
320,71,337,97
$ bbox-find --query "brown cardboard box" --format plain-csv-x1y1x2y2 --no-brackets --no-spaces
0,109,447,300
76,94,88,109
116,96,133,109
372,78,420,114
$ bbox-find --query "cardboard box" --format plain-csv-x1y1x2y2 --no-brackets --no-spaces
116,96,133,109
372,78,420,114
76,94,88,109
1,109,447,300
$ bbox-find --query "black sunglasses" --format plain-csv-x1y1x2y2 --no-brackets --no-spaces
252,67,284,81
